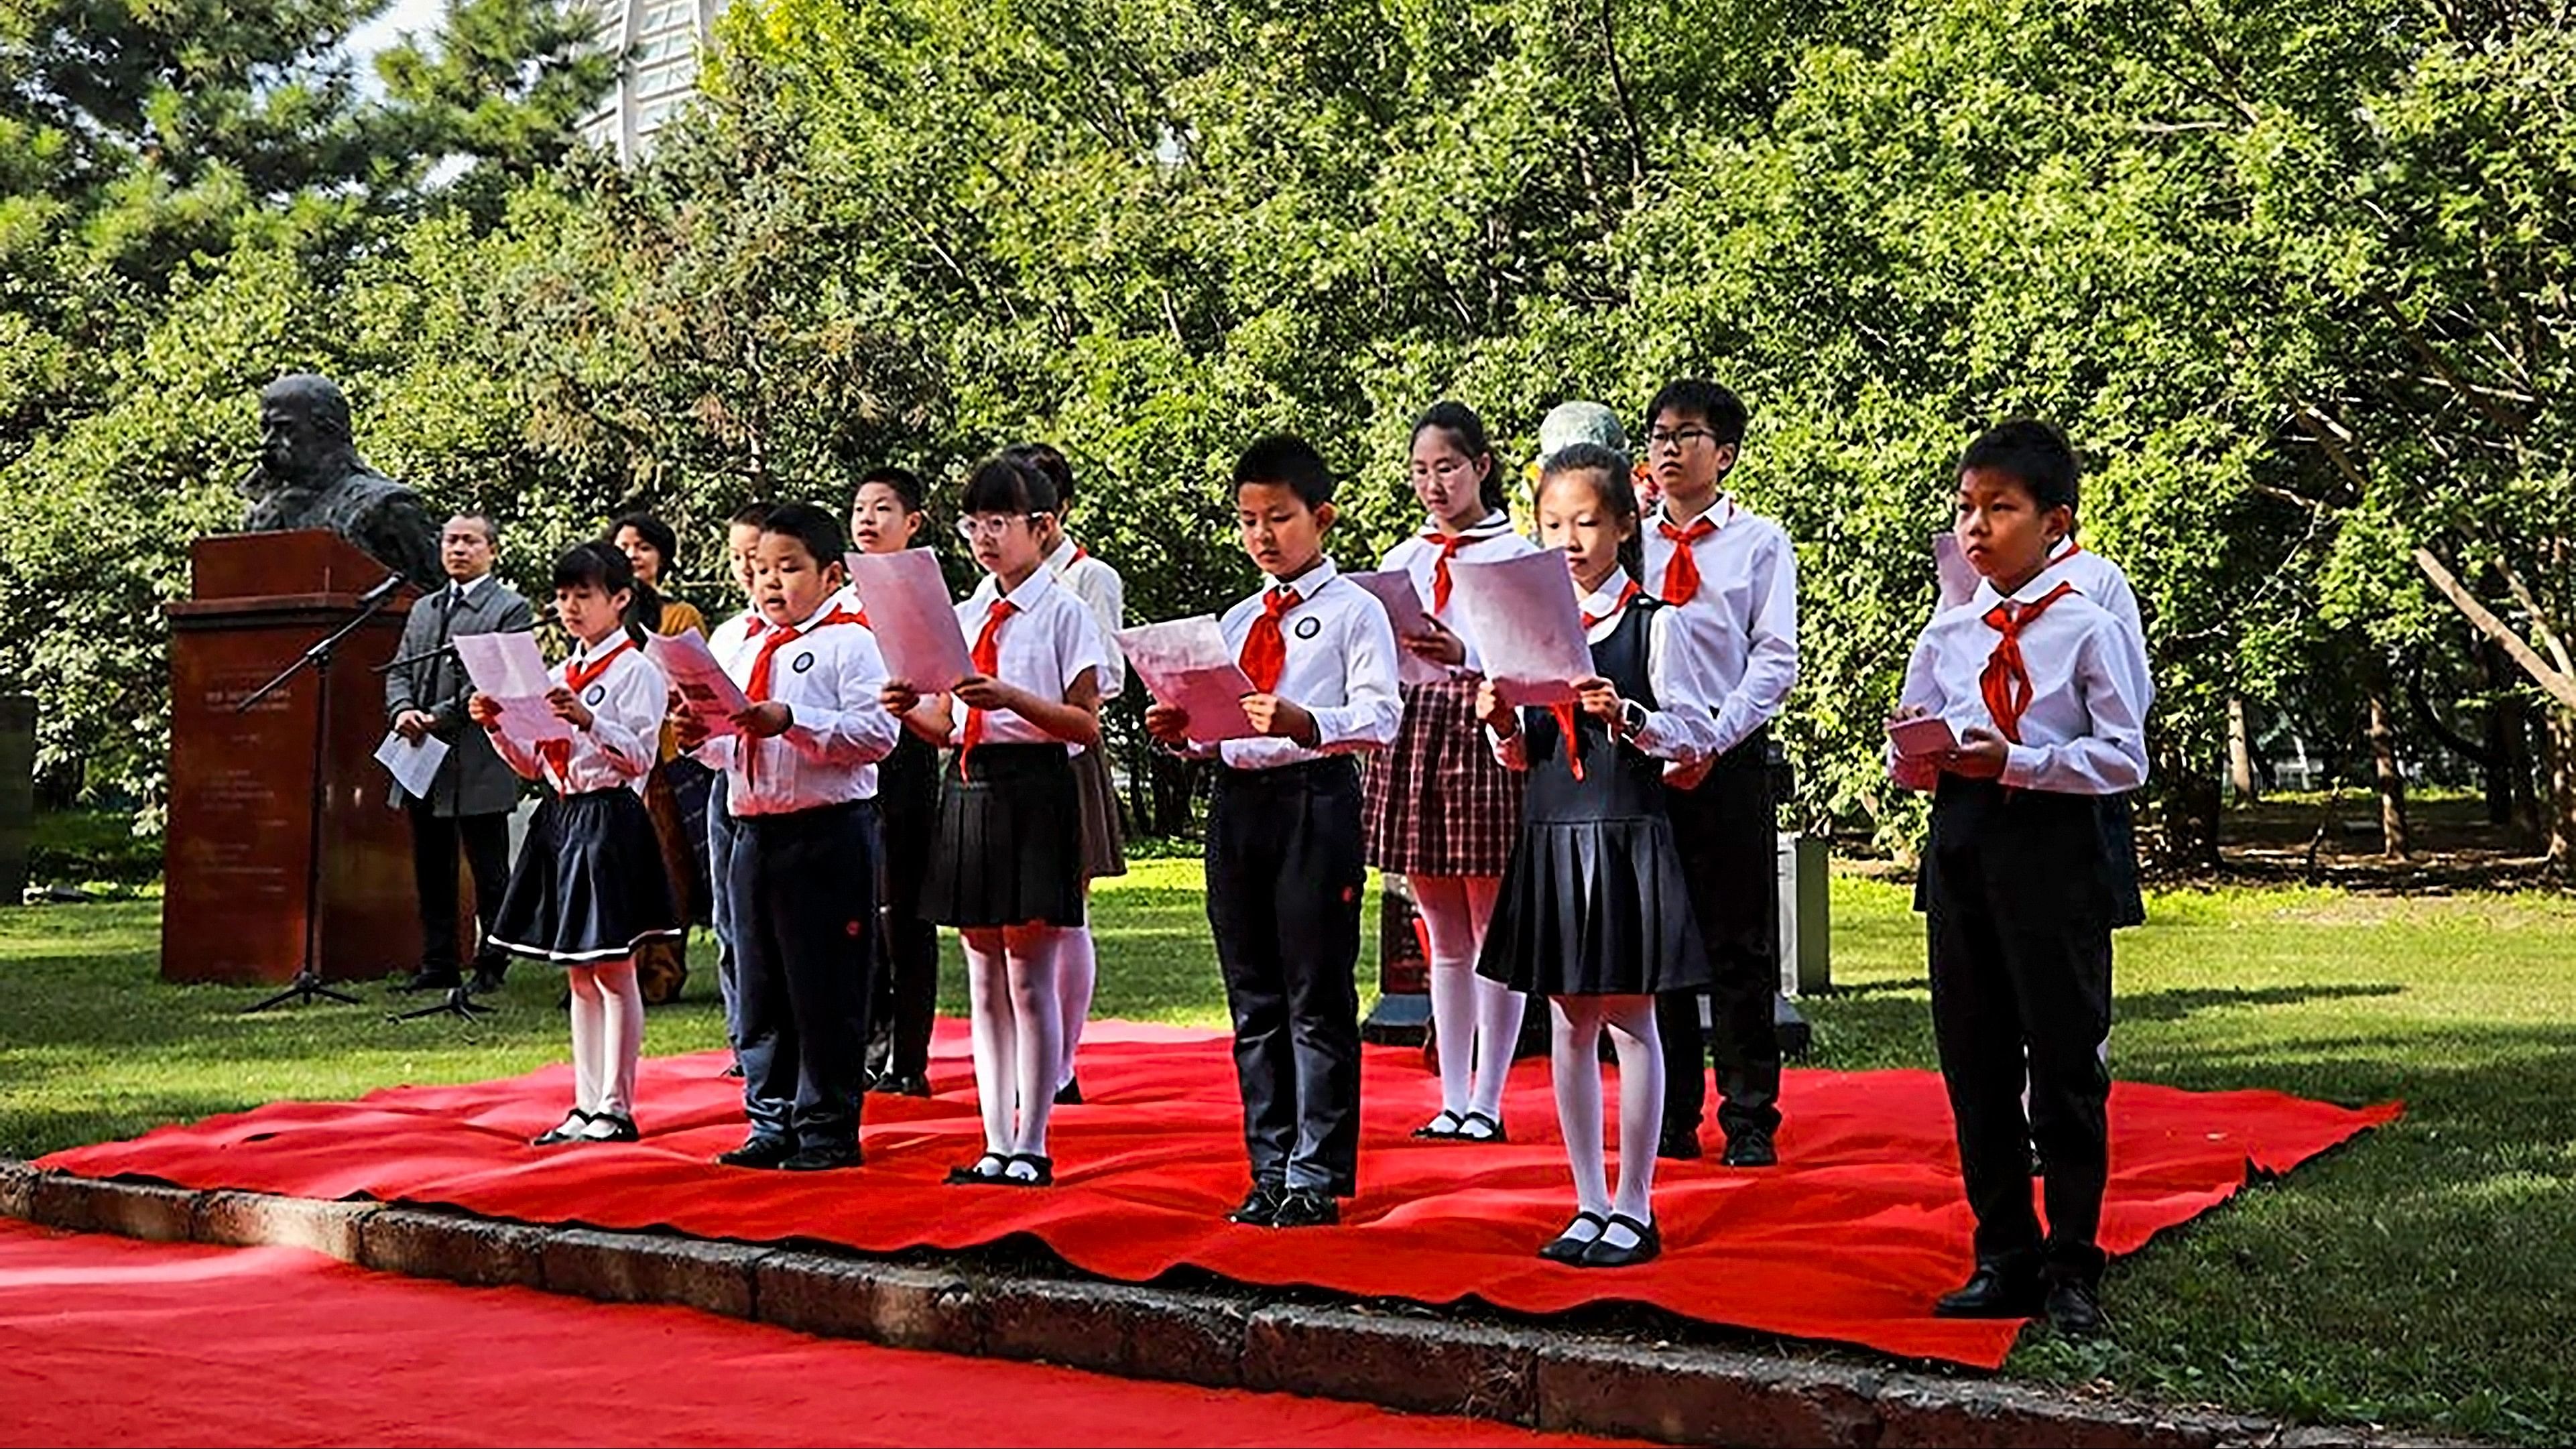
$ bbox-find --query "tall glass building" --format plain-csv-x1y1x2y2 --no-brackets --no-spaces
579,0,733,162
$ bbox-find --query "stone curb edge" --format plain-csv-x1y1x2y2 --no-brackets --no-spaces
0,1160,2439,1448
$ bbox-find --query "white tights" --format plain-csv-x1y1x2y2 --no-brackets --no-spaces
1414,875,1519,1121
1550,995,1662,1235
963,925,1065,1158
565,956,643,1119
1056,905,1096,1092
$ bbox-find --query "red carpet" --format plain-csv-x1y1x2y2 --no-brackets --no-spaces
40,1021,2397,1369
0,1220,1634,1447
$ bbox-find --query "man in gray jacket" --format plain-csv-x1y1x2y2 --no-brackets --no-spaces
385,513,534,995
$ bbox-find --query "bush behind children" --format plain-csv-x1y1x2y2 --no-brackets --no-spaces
476,392,2144,1340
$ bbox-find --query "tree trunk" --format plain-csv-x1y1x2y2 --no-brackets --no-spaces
2227,695,2259,802
2486,639,2542,838
2366,688,2410,859
2148,737,2221,871
2544,707,2576,871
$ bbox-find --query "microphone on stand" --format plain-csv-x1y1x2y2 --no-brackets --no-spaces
357,572,408,607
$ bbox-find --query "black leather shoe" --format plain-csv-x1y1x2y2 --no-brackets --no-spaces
1268,1187,1341,1228
780,1143,863,1172
1538,1211,1608,1263
1227,1184,1282,1226
393,968,463,995
1657,1125,1703,1160
464,968,508,996
721,1062,745,1079
1001,1153,1054,1186
1578,1214,1662,1267
1053,1075,1083,1107
946,1152,1012,1185
1457,1111,1508,1144
530,1110,593,1147
2044,1276,2107,1337
717,1135,796,1169
874,1072,931,1098
576,1113,639,1143
1721,1128,1778,1168
1933,1263,2045,1318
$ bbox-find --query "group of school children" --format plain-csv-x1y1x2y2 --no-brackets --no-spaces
463,378,2151,1338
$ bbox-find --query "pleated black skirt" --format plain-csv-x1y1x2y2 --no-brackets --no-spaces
1475,815,1713,998
922,742,1085,930
489,788,684,966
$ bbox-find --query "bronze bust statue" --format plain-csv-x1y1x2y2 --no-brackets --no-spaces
238,374,444,588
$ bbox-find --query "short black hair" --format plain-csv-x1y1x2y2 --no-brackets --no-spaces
761,502,847,570
857,466,926,515
1959,420,2079,514
1644,379,1748,448
552,542,648,645
444,512,499,548
609,511,680,576
959,456,1058,517
1536,443,1644,581
1233,434,1335,509
1003,443,1075,509
727,501,775,529
1410,400,1509,513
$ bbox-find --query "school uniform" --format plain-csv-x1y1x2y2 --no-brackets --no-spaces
1477,580,1717,999
1361,513,1536,879
922,568,1107,930
485,637,682,966
1891,574,2152,1288
383,571,533,990
1045,536,1130,883
1983,538,2150,930
1194,560,1402,1196
700,608,763,1050
696,599,901,1154
1640,496,1799,1149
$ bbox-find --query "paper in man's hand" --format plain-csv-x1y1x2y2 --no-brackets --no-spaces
373,729,449,800
1114,616,1263,744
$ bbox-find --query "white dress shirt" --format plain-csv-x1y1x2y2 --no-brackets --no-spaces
706,607,764,672
1375,511,1540,674
486,634,666,796
1639,496,1799,755
1046,535,1126,701
1203,558,1403,771
949,567,1109,746
694,598,901,814
1989,537,2146,647
1489,576,1721,770
1888,574,2152,797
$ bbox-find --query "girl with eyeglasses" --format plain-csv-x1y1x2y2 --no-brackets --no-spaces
881,458,1106,1188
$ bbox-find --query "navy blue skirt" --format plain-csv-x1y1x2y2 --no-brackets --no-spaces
490,788,684,966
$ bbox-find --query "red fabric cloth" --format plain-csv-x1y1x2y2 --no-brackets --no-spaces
1420,531,1470,614
38,1022,2398,1370
0,1220,1628,1448
1238,587,1296,692
1978,580,2079,743
957,597,1018,775
1654,517,1713,605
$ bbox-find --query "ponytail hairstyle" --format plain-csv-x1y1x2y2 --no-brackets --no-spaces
552,541,650,647
1537,442,1645,583
1410,399,1509,516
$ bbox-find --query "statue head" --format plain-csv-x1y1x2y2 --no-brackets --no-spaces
258,374,360,492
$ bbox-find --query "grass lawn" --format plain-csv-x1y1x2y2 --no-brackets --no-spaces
2,864,2571,1440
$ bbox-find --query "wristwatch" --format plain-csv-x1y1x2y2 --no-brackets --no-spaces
1617,700,1650,740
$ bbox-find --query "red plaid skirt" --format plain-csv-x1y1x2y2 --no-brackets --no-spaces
1363,677,1525,879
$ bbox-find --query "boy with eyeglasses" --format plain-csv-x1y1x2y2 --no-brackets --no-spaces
1637,379,1799,1169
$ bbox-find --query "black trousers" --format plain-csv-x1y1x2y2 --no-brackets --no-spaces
731,800,880,1150
1205,758,1365,1195
868,735,942,1081
1922,777,2115,1283
406,799,513,981
1657,735,1782,1141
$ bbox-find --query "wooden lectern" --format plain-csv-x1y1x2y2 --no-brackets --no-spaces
161,531,422,986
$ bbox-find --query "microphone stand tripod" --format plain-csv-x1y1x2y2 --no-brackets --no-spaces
240,575,408,1013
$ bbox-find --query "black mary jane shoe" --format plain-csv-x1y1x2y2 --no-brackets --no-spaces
1410,1111,1467,1141
1577,1214,1662,1268
999,1153,1054,1187
1538,1211,1609,1263
944,1151,1013,1186
1456,1111,1508,1145
576,1113,639,1143
1052,1076,1083,1107
530,1111,594,1147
